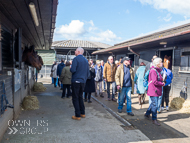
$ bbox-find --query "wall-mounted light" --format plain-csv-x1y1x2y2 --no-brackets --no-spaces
29,2,39,26
160,41,167,45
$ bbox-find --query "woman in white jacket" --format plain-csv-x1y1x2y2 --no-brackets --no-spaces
52,62,58,87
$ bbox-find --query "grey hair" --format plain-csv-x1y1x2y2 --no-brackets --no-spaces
76,47,84,55
101,60,104,63
115,60,119,64
108,56,113,60
153,58,162,67
96,60,101,65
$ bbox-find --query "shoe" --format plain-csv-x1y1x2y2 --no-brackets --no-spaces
112,98,117,102
166,106,169,111
60,88,63,90
61,96,65,98
152,120,161,126
127,112,134,116
157,111,161,114
118,109,122,113
88,100,92,103
161,107,164,111
66,96,69,98
84,99,87,102
72,116,81,120
123,103,126,106
108,98,111,101
100,93,104,98
80,114,85,118
144,114,150,120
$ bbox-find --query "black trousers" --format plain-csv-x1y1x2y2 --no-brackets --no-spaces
162,85,171,107
53,78,60,87
71,83,85,117
62,84,71,97
85,92,91,100
53,78,57,87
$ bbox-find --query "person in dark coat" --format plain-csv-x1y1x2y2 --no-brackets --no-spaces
60,61,72,98
84,63,96,103
57,59,65,88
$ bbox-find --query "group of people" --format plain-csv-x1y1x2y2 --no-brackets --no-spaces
50,47,173,126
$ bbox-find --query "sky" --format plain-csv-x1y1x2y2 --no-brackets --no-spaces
53,0,190,46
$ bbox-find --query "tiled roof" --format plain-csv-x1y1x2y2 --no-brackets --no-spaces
52,40,111,49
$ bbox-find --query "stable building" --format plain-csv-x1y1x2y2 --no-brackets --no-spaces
93,22,190,99
52,40,111,61
0,0,58,140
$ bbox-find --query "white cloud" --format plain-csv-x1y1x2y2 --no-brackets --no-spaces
55,20,86,39
54,20,121,45
89,20,94,26
163,13,172,22
158,13,172,22
136,0,190,17
89,30,121,42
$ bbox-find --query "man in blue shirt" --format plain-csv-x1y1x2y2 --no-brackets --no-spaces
70,47,90,120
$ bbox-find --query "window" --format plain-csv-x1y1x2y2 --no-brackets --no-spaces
180,52,190,71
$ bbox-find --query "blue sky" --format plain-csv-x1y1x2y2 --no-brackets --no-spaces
53,0,190,45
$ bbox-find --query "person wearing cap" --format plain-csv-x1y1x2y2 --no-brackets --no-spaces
103,56,117,101
115,57,134,116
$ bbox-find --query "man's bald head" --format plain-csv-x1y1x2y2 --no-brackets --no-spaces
75,47,84,56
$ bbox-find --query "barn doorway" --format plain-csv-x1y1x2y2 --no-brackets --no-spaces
159,49,173,70
128,54,135,68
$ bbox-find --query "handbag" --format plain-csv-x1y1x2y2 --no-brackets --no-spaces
50,72,53,77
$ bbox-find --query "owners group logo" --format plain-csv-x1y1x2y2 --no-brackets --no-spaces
8,120,48,135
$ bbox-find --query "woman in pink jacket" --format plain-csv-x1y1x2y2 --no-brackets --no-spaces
144,58,165,126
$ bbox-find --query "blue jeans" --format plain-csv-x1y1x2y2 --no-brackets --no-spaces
103,80,106,90
146,96,158,120
149,87,163,112
157,95,163,112
55,77,58,86
118,87,132,113
107,82,116,99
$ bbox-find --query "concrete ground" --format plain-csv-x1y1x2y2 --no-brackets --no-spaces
95,89,190,143
1,79,151,143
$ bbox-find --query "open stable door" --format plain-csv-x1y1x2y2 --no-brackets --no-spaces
159,49,173,70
